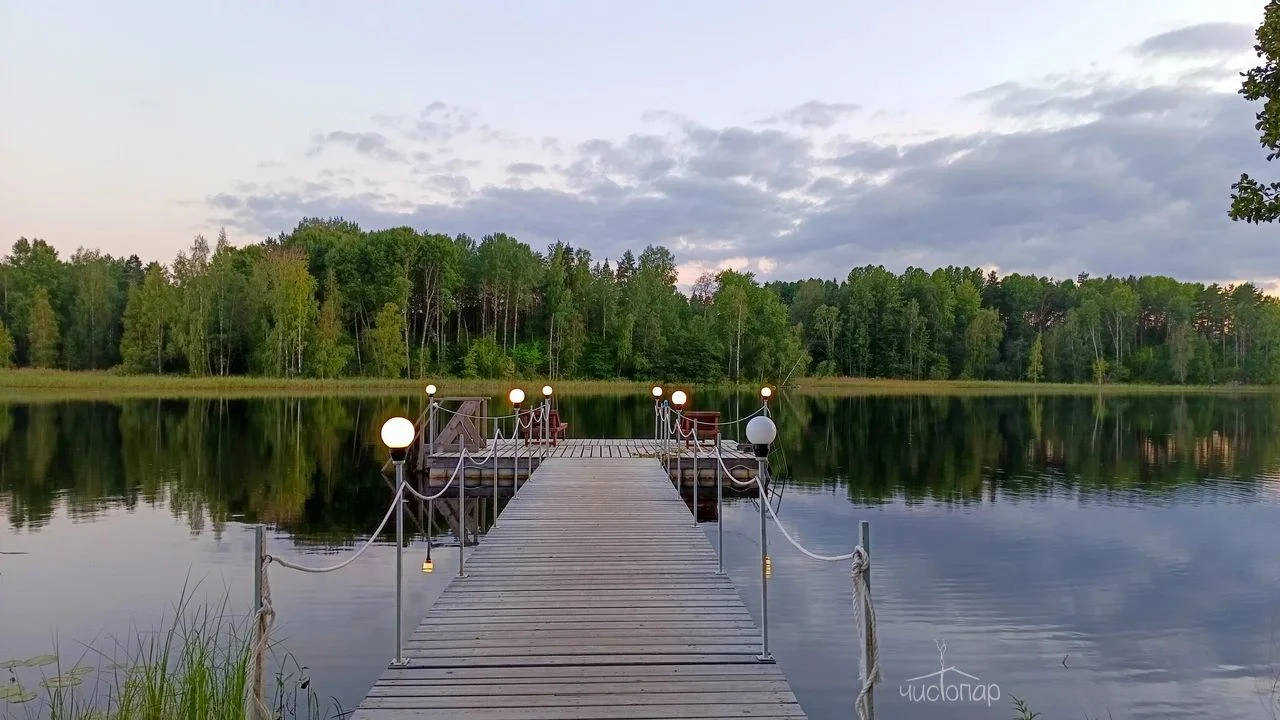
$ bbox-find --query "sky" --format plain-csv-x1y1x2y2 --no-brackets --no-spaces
1,0,1277,289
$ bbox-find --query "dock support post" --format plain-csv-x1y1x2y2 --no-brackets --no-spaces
715,433,724,575
457,439,467,578
691,420,699,526
860,520,873,719
392,459,406,665
756,457,773,663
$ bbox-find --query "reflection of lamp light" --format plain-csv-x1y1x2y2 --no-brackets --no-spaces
746,415,776,458
651,386,663,398
508,388,525,405
764,554,773,579
671,390,687,409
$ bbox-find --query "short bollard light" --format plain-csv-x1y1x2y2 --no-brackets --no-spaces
422,545,434,573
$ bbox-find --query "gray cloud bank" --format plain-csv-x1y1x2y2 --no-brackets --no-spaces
209,24,1275,284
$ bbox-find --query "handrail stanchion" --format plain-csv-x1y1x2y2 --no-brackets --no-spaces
756,456,773,662
691,419,699,526
715,435,724,575
392,452,407,665
492,418,499,527
457,438,467,578
860,520,874,719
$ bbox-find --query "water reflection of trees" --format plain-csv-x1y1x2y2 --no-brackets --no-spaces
2,393,1279,537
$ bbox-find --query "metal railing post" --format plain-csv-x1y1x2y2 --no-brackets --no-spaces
457,439,467,578
691,419,699,526
757,457,773,662
393,460,406,664
860,520,874,719
492,417,499,527
715,435,724,575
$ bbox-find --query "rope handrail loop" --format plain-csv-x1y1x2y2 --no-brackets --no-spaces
666,404,768,428
266,483,407,574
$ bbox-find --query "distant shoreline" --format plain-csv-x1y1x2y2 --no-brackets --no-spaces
0,369,1273,402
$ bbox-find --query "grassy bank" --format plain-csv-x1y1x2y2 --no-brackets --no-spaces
1,586,341,719
1,368,1275,401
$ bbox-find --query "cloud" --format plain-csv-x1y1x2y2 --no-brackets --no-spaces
207,24,1276,285
307,130,404,163
760,100,861,129
1132,22,1254,59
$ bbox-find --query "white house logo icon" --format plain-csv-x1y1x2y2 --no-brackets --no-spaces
898,639,1001,707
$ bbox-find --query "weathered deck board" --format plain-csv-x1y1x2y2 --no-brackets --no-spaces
351,457,807,720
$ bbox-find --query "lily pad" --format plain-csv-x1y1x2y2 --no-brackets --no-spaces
0,684,24,700
40,675,84,689
0,659,22,670
5,690,38,704
67,665,95,676
22,654,57,668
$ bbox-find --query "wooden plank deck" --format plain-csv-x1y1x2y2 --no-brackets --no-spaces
352,457,807,720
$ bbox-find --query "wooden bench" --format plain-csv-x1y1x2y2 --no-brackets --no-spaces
523,407,568,445
680,410,720,447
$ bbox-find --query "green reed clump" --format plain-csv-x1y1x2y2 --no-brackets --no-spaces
3,581,346,720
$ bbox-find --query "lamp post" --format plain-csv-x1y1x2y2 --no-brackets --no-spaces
380,416,415,666
760,386,772,417
509,388,525,494
745,414,777,663
425,384,438,452
542,385,553,444
651,386,663,442
670,390,687,492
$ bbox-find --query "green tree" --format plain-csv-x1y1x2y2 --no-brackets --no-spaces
1027,333,1044,383
0,319,14,368
367,302,407,377
27,286,60,368
310,270,353,378
120,264,172,373
1231,0,1280,222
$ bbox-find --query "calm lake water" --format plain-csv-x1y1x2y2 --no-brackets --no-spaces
2,392,1279,719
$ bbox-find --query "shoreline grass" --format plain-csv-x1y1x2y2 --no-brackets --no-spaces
1,368,1277,402
2,582,343,720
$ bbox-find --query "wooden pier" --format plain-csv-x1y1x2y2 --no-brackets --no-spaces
352,456,808,719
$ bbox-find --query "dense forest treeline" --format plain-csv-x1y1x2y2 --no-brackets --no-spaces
2,217,1280,384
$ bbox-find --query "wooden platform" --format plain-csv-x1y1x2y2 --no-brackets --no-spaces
428,437,756,460
352,457,808,719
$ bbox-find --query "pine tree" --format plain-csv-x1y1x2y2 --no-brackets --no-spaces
27,287,60,368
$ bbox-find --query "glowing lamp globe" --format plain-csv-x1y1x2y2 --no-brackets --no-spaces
760,386,773,400
651,386,663,398
745,415,777,446
425,384,437,396
542,385,553,397
381,416,415,450
508,388,526,405
671,390,687,408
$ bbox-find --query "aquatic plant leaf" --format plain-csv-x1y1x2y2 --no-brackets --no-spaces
67,665,95,676
0,684,24,700
40,675,84,689
0,659,22,670
21,654,56,667
6,690,38,703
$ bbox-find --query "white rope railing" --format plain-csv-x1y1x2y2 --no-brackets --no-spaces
266,484,406,574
